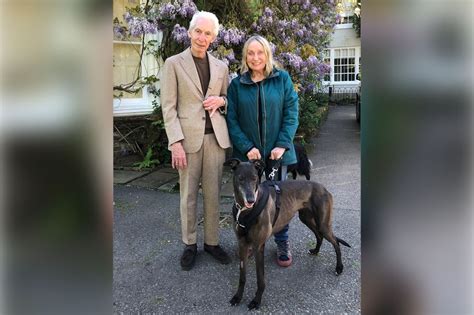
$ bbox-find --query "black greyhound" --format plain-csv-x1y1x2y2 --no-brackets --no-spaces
224,158,350,310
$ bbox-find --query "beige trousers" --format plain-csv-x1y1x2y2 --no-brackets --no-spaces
178,133,225,246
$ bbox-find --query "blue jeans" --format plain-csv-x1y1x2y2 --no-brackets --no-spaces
274,224,289,242
264,162,289,243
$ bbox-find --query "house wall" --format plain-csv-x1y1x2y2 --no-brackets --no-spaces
322,23,361,99
330,26,361,48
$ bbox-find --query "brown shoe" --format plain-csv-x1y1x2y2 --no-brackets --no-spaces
204,244,231,264
180,244,197,271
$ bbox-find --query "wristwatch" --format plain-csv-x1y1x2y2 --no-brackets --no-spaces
219,96,227,114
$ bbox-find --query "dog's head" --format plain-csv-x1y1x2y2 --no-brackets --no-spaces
224,158,265,208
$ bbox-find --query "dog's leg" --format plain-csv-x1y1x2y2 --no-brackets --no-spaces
320,227,344,275
230,241,249,306
291,169,297,180
298,210,324,255
248,243,265,310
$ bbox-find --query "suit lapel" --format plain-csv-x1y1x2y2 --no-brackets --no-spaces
179,48,203,96
206,54,219,98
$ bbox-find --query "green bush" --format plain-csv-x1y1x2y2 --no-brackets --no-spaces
297,93,329,141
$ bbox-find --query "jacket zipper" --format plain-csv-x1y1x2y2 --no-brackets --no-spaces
256,82,263,153
261,82,267,159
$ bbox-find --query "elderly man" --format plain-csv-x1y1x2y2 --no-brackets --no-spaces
160,11,231,271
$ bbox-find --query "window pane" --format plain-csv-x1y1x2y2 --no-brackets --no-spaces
349,74,355,81
113,43,143,98
335,74,340,81
335,59,340,65
342,73,347,81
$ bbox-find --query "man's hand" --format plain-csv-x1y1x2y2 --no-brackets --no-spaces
270,147,285,160
202,96,225,118
171,142,187,169
247,147,262,160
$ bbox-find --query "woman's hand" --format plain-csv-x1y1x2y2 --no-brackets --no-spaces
247,147,262,160
270,147,286,160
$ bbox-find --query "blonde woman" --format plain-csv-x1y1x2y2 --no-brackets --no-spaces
226,35,299,267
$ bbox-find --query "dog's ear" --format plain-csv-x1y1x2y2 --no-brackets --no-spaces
250,159,265,175
223,158,241,170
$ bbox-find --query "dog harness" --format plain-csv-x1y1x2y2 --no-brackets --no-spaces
232,180,284,235
266,181,282,227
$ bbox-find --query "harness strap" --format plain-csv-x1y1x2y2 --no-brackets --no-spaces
271,183,281,227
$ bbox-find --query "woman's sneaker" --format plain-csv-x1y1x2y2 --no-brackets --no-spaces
276,240,292,267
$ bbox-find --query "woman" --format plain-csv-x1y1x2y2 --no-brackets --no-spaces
226,35,299,267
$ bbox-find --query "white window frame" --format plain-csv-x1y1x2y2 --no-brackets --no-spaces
322,47,361,86
113,1,161,117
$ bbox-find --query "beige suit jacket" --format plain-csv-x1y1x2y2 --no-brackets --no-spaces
160,48,231,153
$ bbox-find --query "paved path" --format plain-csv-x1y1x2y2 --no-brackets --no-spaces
113,105,361,313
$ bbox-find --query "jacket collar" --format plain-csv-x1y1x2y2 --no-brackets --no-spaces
239,68,280,85
179,48,219,97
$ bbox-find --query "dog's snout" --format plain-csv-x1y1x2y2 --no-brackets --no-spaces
244,192,257,208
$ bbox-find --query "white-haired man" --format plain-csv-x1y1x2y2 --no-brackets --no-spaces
161,11,231,270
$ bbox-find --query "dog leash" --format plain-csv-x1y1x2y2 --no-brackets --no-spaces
268,158,282,181
266,158,282,227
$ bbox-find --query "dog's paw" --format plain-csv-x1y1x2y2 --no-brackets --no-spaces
336,264,344,275
308,248,319,255
230,295,241,306
247,300,260,310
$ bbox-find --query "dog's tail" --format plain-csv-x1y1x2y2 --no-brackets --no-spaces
336,237,351,248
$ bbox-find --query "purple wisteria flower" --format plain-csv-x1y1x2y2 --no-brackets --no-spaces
172,24,190,45
263,7,273,17
226,51,236,63
114,25,127,40
305,55,319,67
217,28,246,46
277,52,303,71
123,12,132,23
128,17,158,37
178,0,197,18
301,0,311,10
158,0,197,20
159,3,176,20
